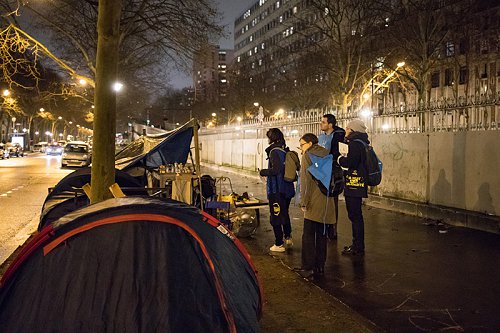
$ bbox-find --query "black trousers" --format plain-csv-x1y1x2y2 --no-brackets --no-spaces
345,196,365,251
270,197,292,246
301,219,328,270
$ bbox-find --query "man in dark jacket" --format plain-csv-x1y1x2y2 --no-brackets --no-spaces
260,128,295,253
337,119,369,255
318,114,345,239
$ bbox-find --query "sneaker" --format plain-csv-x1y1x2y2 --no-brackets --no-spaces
284,237,293,248
341,245,364,256
269,244,286,253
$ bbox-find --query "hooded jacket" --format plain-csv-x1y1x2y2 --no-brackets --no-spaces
299,144,336,224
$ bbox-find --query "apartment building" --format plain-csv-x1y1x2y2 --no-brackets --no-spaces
232,0,499,115
193,45,234,104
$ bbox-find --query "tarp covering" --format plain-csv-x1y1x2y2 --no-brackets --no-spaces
115,120,194,172
0,197,262,333
38,167,146,231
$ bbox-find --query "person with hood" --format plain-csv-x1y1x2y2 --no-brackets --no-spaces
259,128,296,253
337,119,369,256
294,133,336,278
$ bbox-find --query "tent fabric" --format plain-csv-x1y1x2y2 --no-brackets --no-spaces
38,167,147,231
0,197,262,333
115,121,194,172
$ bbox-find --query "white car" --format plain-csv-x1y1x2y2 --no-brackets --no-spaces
61,141,92,167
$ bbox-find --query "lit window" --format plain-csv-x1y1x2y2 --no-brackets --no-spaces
280,16,283,23
221,79,227,83
221,64,227,69
250,36,253,41
261,42,265,49
293,6,297,14
259,59,263,66
324,7,329,15
237,56,241,62
254,46,258,53
276,1,280,9
250,77,253,83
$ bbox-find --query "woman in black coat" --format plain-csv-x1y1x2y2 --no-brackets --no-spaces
337,119,369,255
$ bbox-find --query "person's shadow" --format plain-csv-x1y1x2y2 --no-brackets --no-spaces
474,182,495,215
432,169,452,206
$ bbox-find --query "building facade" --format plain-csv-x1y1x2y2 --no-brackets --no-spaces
232,0,499,118
193,45,234,104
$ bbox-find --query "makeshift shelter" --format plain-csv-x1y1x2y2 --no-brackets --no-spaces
0,197,262,332
38,167,147,231
115,120,198,183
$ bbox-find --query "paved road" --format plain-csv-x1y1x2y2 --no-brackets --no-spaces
0,153,70,264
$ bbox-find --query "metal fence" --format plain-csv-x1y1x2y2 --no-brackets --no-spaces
200,94,499,136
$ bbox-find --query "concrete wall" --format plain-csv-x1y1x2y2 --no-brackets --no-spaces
199,130,500,217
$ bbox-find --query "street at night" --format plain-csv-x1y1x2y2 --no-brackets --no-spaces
0,154,71,264
1,0,499,332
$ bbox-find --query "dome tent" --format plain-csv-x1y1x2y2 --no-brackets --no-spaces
0,197,262,332
38,167,147,231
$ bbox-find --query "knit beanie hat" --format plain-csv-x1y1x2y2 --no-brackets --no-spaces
346,119,367,133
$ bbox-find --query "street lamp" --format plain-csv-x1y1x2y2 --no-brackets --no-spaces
39,108,45,112
253,102,259,107
113,82,123,92
3,89,11,97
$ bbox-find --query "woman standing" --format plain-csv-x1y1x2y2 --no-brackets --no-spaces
337,119,369,256
259,128,295,253
295,133,336,278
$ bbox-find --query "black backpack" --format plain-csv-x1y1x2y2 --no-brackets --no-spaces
352,139,383,186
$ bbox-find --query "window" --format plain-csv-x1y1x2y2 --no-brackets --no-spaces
431,71,440,88
459,67,467,84
444,68,454,86
445,41,455,57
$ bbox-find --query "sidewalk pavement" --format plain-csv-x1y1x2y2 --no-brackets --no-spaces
203,164,500,332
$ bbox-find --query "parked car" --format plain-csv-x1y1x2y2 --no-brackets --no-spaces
33,141,49,153
61,141,92,167
46,144,63,155
6,143,24,157
0,143,9,159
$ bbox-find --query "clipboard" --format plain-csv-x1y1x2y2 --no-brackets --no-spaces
339,142,349,155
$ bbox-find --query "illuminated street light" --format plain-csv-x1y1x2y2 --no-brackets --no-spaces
236,116,242,122
211,112,217,117
397,61,405,68
360,107,372,118
253,102,259,107
58,116,62,120
363,93,370,100
113,82,124,92
79,79,87,86
39,108,45,112
3,89,10,97
35,131,39,135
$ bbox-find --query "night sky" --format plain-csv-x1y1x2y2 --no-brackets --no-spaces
171,0,253,89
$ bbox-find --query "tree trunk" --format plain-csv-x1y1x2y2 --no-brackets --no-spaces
90,0,122,204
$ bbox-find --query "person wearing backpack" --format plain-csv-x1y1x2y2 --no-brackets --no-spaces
293,133,336,278
259,128,296,253
319,114,345,240
337,119,369,256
